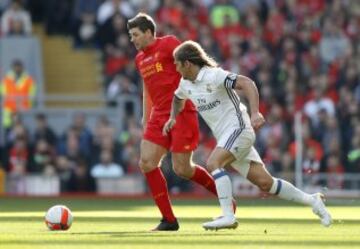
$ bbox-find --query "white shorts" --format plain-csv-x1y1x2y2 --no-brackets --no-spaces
217,117,264,178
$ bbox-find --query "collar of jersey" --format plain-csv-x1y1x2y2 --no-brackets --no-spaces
142,38,159,54
194,67,207,83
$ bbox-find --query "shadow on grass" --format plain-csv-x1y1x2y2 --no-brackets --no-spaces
71,231,239,237
1,198,359,212
2,238,359,246
0,216,359,224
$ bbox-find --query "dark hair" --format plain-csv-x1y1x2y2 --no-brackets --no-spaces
173,40,218,67
12,59,23,67
127,13,156,35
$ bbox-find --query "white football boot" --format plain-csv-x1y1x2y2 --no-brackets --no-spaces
203,215,238,231
312,193,332,227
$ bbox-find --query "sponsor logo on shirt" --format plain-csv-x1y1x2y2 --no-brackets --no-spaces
139,62,164,78
155,62,163,72
197,99,221,112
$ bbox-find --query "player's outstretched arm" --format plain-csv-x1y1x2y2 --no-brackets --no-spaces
162,95,186,135
234,75,265,131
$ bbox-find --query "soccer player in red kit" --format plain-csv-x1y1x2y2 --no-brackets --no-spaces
127,13,228,231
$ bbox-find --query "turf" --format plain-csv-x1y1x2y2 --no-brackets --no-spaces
0,197,359,249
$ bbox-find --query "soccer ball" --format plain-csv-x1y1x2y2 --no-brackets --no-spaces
45,205,73,231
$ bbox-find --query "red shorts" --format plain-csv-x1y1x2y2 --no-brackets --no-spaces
143,110,199,153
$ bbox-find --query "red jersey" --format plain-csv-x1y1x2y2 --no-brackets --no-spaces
135,35,195,115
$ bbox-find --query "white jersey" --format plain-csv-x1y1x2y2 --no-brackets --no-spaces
175,66,251,142
176,66,263,177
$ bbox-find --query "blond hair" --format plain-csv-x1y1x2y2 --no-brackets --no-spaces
173,40,218,67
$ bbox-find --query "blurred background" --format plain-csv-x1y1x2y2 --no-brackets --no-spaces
0,0,359,198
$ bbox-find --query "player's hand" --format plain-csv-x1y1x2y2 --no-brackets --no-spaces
250,112,265,131
162,118,176,136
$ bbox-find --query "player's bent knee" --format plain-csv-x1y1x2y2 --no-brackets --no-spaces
172,163,193,179
172,166,184,178
139,157,157,173
206,161,221,173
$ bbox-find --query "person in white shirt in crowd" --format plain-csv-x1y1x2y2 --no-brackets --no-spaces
1,0,32,35
97,0,134,25
303,78,335,128
163,40,332,230
91,149,124,178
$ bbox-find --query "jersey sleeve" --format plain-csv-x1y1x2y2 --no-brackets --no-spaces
174,80,187,100
214,67,237,89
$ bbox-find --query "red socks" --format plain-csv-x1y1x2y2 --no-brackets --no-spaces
145,167,176,222
190,165,217,196
145,165,217,222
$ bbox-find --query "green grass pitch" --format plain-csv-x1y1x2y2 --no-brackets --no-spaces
0,197,359,249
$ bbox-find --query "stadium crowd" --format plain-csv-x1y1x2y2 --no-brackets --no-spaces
0,0,359,193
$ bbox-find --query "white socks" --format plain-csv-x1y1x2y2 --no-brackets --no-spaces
211,169,234,217
269,178,315,206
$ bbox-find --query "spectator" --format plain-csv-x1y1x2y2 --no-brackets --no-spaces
288,121,324,168
44,0,73,35
72,0,101,48
130,0,160,14
303,86,335,128
58,128,84,165
337,87,359,155
303,147,321,176
5,112,28,146
209,0,239,28
31,139,56,174
347,125,360,173
93,115,116,147
68,158,95,192
90,149,124,178
279,152,295,183
0,0,11,15
264,104,289,146
33,113,57,146
55,156,73,192
69,112,93,158
1,0,32,36
156,0,186,30
97,0,134,25
92,133,123,166
106,74,138,109
8,136,29,175
325,155,345,189
0,60,36,128
97,14,133,77
97,12,127,49
319,18,351,65
320,116,341,154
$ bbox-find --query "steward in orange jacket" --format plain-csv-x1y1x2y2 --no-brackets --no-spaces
0,60,36,127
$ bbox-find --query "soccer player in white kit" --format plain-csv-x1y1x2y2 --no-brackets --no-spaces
163,40,332,230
